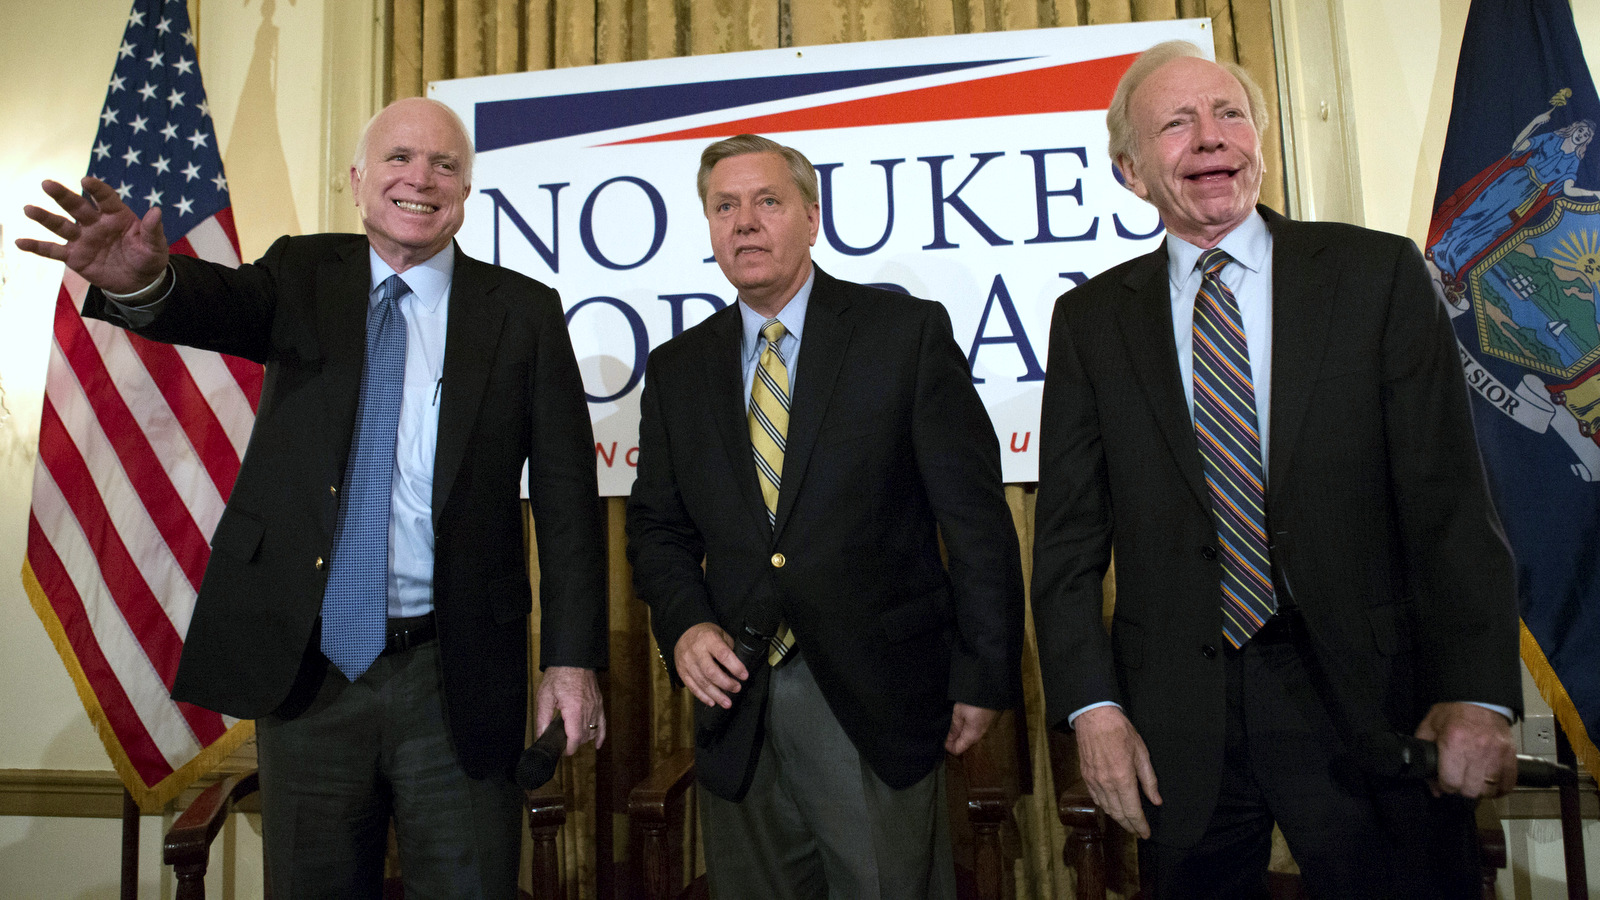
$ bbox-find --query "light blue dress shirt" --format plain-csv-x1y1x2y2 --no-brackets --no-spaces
1070,216,1275,726
1070,211,1510,727
739,268,815,401
366,246,452,618
1165,211,1275,477
105,246,456,620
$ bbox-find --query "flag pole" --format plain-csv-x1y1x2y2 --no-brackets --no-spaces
121,787,138,900
1554,727,1587,900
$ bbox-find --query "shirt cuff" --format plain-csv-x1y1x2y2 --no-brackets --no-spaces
101,265,174,326
1465,701,1515,724
1067,700,1122,728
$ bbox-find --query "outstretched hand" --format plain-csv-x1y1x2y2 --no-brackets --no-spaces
18,177,168,294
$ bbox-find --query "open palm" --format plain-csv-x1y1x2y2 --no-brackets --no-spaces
18,177,169,294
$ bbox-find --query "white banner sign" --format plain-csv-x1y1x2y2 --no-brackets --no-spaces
432,19,1212,495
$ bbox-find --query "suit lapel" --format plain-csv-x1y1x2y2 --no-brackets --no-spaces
432,247,507,526
317,240,374,465
1113,246,1210,510
1261,208,1336,505
771,268,853,541
705,303,771,536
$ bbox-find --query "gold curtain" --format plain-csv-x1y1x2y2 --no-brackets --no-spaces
388,2,1279,897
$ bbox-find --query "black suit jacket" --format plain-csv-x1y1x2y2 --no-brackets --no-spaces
1030,208,1521,846
626,267,1024,800
83,234,607,779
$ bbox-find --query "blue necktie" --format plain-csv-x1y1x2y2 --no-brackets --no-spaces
1192,248,1276,648
321,274,409,679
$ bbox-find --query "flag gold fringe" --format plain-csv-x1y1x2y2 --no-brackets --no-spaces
1520,619,1600,780
22,559,255,813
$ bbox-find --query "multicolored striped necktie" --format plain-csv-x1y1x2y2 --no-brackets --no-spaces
1192,248,1276,648
748,319,795,665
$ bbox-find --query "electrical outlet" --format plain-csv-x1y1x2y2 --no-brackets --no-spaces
1522,713,1557,757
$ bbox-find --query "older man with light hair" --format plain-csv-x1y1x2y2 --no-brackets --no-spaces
1030,41,1521,899
20,96,608,899
628,133,1024,899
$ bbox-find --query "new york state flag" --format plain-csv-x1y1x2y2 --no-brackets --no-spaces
1426,0,1600,776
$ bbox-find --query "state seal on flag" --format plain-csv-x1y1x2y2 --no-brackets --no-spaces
1426,96,1600,479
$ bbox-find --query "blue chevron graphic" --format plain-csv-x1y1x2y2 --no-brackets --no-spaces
474,58,1030,152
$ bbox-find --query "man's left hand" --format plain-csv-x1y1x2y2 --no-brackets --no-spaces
1415,701,1517,799
535,666,605,755
945,703,998,755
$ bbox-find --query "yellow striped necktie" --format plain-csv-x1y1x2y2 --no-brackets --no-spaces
749,319,795,665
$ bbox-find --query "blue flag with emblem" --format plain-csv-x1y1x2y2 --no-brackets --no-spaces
1425,0,1600,777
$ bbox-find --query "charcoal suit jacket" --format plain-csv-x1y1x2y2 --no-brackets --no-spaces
84,233,607,779
1030,207,1521,846
627,266,1024,800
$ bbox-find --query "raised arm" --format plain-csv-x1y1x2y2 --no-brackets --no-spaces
18,177,169,294
1511,108,1554,154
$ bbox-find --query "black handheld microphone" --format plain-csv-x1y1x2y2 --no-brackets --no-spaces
1345,732,1577,788
696,622,775,743
514,715,568,790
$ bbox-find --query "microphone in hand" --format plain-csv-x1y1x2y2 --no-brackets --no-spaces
1343,732,1575,789
515,715,569,790
696,622,774,743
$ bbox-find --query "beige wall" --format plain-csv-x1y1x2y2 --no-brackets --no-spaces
1338,0,1600,240
0,0,332,895
3,0,1600,896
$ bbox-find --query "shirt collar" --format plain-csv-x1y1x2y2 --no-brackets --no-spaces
740,267,815,361
368,243,455,313
1165,210,1270,287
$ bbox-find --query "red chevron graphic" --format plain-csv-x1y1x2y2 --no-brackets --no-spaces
608,52,1139,145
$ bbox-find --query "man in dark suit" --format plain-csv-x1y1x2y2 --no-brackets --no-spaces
1030,42,1522,899
19,97,607,900
626,134,1023,899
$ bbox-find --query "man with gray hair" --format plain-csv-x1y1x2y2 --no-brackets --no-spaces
19,96,608,899
1030,41,1521,898
628,133,1023,898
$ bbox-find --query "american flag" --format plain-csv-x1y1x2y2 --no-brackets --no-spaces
21,0,259,811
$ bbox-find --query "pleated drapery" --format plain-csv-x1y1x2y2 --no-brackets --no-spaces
385,2,1280,896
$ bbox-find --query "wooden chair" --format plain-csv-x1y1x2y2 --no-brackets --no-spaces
163,769,569,899
1049,729,1114,900
1047,729,1509,900
626,731,1019,900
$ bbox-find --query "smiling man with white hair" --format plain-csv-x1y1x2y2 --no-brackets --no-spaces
1030,41,1522,899
19,96,608,899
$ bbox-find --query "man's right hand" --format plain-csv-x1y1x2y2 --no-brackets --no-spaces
674,622,749,709
1074,705,1162,839
18,177,169,294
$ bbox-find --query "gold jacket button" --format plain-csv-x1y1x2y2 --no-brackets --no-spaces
771,553,785,568
315,557,325,571
329,485,338,496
